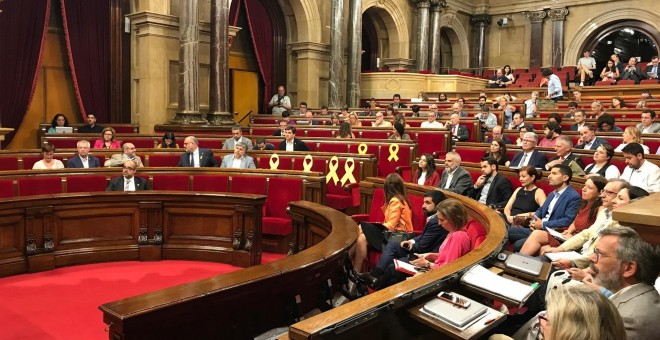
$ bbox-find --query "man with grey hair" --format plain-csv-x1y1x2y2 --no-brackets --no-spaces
178,136,218,167
436,151,472,196
105,143,144,168
222,125,253,150
508,132,548,168
545,135,584,171
220,142,256,169
67,140,100,168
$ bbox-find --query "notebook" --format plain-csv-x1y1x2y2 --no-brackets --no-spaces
421,292,489,328
461,265,537,305
546,227,567,242
505,253,543,276
55,126,73,133
545,251,582,262
394,259,423,275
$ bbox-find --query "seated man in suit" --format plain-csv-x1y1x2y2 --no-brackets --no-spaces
508,164,581,251
178,136,218,167
466,157,513,209
66,140,100,168
620,57,647,84
486,125,513,144
279,126,309,151
356,190,448,288
222,125,253,150
253,137,275,151
76,113,104,133
106,160,151,191
436,151,472,196
272,121,287,136
645,55,659,79
545,136,584,173
637,109,660,134
508,112,526,130
570,109,587,131
507,132,548,169
575,124,609,150
446,113,469,144
104,143,144,168
220,142,256,169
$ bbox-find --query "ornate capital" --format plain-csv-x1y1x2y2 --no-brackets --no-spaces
430,0,448,11
410,0,431,9
547,8,569,21
471,14,492,25
524,10,547,23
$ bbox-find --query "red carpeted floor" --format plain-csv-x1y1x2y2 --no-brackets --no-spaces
0,253,286,340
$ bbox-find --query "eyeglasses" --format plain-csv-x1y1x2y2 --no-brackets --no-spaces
600,189,617,196
122,166,136,171
591,248,613,263
522,139,535,143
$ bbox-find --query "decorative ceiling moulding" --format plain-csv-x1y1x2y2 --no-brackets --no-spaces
127,12,213,39
482,0,611,16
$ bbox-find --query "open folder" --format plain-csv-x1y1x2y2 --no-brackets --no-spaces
461,265,537,306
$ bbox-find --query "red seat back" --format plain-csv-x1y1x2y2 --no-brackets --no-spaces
368,188,386,221
318,143,349,153
66,175,107,193
292,157,326,173
148,154,180,167
378,144,412,177
305,129,334,138
257,156,293,170
408,195,426,234
152,175,189,191
18,176,62,196
47,139,79,149
197,139,223,149
348,143,378,156
125,138,155,149
465,220,487,249
326,158,361,196
616,80,635,85
415,131,449,156
458,149,485,163
265,178,302,218
231,176,267,194
0,179,14,198
191,175,229,192
0,157,19,171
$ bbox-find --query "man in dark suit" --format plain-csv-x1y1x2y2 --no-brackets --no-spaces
178,136,218,167
446,113,469,144
644,56,659,79
621,57,647,84
486,125,513,144
278,126,309,151
106,160,151,191
253,137,276,151
488,68,511,88
569,109,586,131
466,157,513,209
544,135,584,172
509,132,548,168
575,124,609,150
272,121,287,136
66,140,100,168
356,190,448,288
508,164,581,251
392,93,407,109
436,151,472,196
76,113,104,133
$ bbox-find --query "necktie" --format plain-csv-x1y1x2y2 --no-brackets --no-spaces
453,126,457,135
520,153,527,166
125,179,130,191
653,66,657,74
189,153,194,167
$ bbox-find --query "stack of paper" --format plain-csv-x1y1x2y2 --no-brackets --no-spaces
545,227,567,241
461,265,536,304
544,251,582,262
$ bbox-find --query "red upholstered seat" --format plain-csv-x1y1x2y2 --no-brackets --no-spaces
416,131,449,157
0,179,14,198
152,174,189,191
616,80,635,85
110,125,135,133
47,139,79,149
263,178,302,235
147,154,180,167
191,175,229,192
378,144,411,177
325,159,361,211
257,156,293,170
197,139,223,149
457,148,485,163
305,129,334,137
594,81,612,86
18,176,62,196
536,181,554,196
230,176,267,194
318,143,349,153
348,143,378,156
0,157,19,171
292,157,326,172
408,195,426,234
640,79,659,85
465,220,487,249
66,175,107,193
250,127,275,136
358,130,389,139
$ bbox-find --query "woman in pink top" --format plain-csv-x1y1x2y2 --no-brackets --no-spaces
93,127,121,149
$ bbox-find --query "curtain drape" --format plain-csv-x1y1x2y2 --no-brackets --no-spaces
241,0,273,113
61,0,110,123
0,0,51,146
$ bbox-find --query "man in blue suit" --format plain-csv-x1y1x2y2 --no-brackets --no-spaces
66,140,100,168
574,125,609,150
356,190,448,288
508,132,548,169
508,164,581,251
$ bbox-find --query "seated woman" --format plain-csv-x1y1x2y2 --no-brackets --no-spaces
503,166,547,226
599,59,620,84
347,112,362,127
281,111,296,125
584,144,620,179
437,93,449,102
388,122,411,140
157,132,179,148
412,154,440,186
498,97,515,127
339,105,350,118
614,126,650,154
392,113,411,128
483,140,508,166
417,91,430,102
336,121,355,139
47,113,69,133
503,65,516,85
350,173,413,272
375,199,471,289
329,113,340,126
32,143,64,170
610,97,626,110
519,176,607,256
93,127,121,149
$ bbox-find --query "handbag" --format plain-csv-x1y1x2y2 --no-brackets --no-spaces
382,230,416,244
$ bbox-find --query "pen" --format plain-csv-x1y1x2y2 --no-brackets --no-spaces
484,314,502,325
554,261,571,270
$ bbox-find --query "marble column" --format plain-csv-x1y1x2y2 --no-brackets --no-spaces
328,0,344,109
548,8,569,68
524,10,547,68
470,15,491,76
429,1,445,74
207,0,234,125
346,0,362,108
412,0,431,71
172,0,206,124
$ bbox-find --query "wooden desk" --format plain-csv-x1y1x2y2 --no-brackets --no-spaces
612,193,660,245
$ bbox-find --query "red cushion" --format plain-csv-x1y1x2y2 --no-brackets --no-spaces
326,194,354,211
47,139,79,149
318,143,349,153
110,125,135,133
292,157,326,172
616,80,635,85
262,217,292,236
359,130,389,139
18,177,62,196
197,139,223,149
416,131,449,156
0,157,19,171
125,138,155,148
148,154,180,167
348,143,378,156
458,149,485,164
465,220,487,249
265,177,302,218
231,176,267,194
66,175,107,193
305,129,334,137
352,188,385,222
408,195,426,234
0,179,14,198
191,175,229,192
378,144,411,177
257,156,293,170
152,175,189,190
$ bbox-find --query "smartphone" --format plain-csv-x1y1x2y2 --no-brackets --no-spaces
437,291,471,308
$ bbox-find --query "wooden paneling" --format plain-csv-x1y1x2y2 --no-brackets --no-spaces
232,70,259,125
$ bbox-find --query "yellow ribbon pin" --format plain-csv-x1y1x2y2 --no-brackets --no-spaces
269,153,280,169
326,156,340,185
358,143,368,155
340,158,357,186
303,154,313,172
388,144,399,161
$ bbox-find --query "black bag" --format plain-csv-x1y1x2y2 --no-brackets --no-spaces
382,230,416,244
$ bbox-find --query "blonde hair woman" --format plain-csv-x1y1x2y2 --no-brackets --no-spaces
615,126,649,154
348,112,362,127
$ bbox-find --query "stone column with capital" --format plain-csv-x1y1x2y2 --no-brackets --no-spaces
471,15,491,76
524,10,547,68
428,1,446,74
328,0,344,109
412,0,431,71
172,0,206,124
548,8,569,68
207,0,234,125
346,0,362,108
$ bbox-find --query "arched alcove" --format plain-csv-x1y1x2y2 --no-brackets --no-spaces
362,0,410,59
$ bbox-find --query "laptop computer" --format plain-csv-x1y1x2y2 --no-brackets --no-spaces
505,253,543,276
55,126,73,133
422,292,488,328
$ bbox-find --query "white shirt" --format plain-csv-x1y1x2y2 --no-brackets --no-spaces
79,156,90,168
577,56,597,69
32,159,65,170
231,157,242,169
586,163,621,180
421,121,443,128
285,140,294,152
620,159,660,193
444,168,456,189
615,143,649,154
192,149,200,167
543,186,569,224
124,177,136,191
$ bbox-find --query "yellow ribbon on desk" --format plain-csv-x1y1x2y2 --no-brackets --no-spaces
326,156,340,185
358,143,368,155
302,154,313,172
269,153,280,169
340,157,357,186
388,143,399,162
